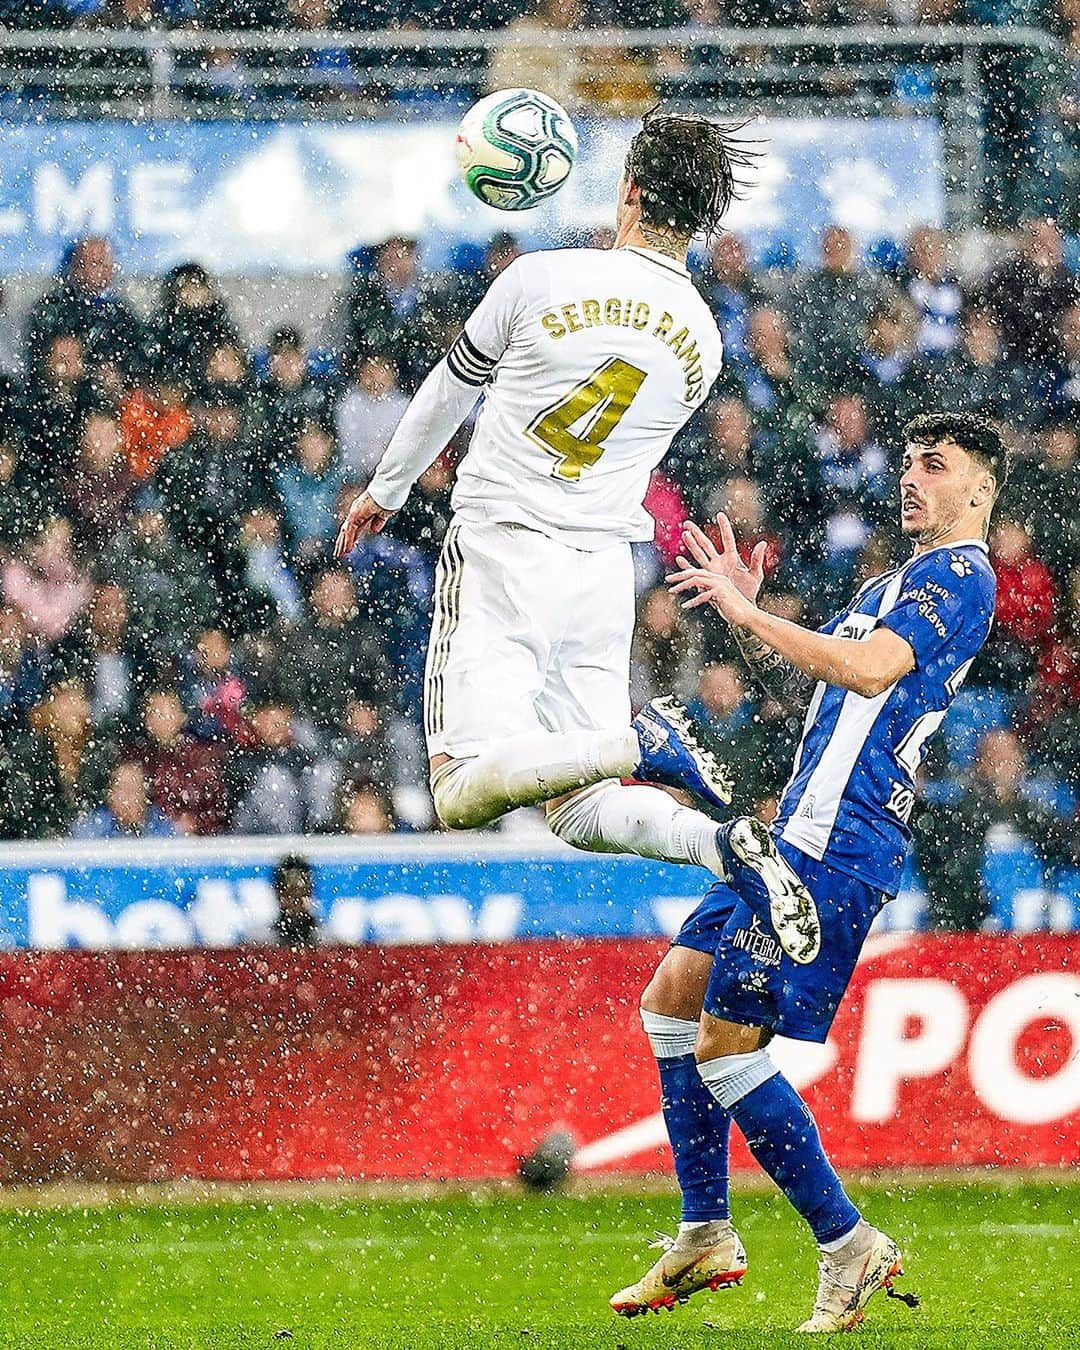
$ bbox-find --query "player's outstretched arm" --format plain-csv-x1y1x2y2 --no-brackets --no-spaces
675,516,812,712
730,624,816,713
336,260,523,557
334,356,483,557
668,555,915,700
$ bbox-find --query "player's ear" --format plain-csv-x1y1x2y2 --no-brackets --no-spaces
971,470,995,507
622,174,641,208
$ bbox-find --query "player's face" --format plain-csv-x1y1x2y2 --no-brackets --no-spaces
898,439,989,540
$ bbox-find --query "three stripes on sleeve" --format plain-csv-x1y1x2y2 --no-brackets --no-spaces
446,331,498,388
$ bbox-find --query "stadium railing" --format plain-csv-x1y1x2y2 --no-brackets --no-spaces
0,25,1064,227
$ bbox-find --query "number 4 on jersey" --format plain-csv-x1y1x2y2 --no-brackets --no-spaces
525,357,647,482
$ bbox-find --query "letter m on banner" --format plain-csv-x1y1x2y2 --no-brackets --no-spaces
35,164,114,235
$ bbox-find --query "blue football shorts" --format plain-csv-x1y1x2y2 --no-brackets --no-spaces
673,836,888,1044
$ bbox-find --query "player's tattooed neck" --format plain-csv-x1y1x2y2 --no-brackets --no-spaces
638,222,689,262
732,625,815,714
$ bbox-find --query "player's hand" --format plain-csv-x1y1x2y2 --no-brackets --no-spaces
679,513,768,602
334,490,395,558
667,567,757,624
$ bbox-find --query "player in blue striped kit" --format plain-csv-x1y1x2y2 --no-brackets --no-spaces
609,412,1006,1332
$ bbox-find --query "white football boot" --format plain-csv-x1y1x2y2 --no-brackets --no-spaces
610,1221,747,1317
796,1221,919,1333
727,816,821,964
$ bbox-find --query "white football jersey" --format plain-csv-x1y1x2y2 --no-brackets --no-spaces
443,246,724,551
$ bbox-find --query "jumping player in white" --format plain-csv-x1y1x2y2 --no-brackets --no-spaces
336,111,757,874
608,411,1005,1332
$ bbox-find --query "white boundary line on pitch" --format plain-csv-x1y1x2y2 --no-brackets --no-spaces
977,1222,1078,1238
41,1231,655,1259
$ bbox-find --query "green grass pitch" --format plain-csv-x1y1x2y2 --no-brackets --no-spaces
0,1177,1076,1348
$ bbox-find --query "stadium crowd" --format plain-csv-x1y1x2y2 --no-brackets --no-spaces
3,2,1073,31
1,221,1079,929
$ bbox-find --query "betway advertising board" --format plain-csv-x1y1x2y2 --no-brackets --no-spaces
0,936,1074,1182
0,836,1077,951
0,116,944,273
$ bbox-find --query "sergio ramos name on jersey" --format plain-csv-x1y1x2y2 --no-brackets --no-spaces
539,297,706,404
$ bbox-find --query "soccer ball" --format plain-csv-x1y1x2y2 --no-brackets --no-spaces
456,88,577,212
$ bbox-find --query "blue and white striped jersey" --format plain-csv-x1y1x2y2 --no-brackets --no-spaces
773,540,997,895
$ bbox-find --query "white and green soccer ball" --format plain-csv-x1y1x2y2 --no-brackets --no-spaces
456,88,577,212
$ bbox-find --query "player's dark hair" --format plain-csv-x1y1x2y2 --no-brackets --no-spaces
625,108,758,240
903,411,1012,490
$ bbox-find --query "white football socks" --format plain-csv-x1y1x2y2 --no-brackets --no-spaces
430,728,639,829
546,781,724,873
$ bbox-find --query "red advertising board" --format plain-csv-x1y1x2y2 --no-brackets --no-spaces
0,934,1075,1182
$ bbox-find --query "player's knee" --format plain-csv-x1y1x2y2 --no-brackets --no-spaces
545,783,611,850
429,760,498,831
694,1015,768,1063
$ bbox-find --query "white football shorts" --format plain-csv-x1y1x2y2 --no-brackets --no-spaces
424,518,635,759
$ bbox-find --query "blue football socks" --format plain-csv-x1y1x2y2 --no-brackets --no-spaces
657,1052,731,1223
642,1011,731,1223
713,1065,860,1245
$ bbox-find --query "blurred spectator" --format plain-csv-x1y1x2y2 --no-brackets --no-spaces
0,679,111,838
275,418,344,563
69,581,137,730
21,333,94,499
156,390,258,622
643,469,690,570
903,226,962,357
144,262,239,393
0,605,45,729
128,687,229,835
71,759,176,839
983,517,1057,691
335,354,409,482
2,517,92,644
236,506,304,628
631,585,702,706
1050,300,1080,419
119,380,193,481
184,626,250,744
788,226,889,383
986,217,1079,366
688,661,753,742
912,728,1073,931
340,237,441,390
227,697,312,835
1006,423,1080,578
336,778,395,834
100,507,221,671
26,237,144,377
60,411,135,551
281,567,389,733
202,338,252,406
256,325,329,475
1031,566,1080,787
267,853,322,947
855,298,919,442
701,232,767,366
740,305,800,420
920,305,1045,429
485,0,583,109
813,392,890,569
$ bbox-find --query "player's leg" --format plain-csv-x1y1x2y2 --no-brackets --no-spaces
426,523,733,832
691,858,916,1332
544,781,725,873
610,898,746,1318
530,539,730,869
